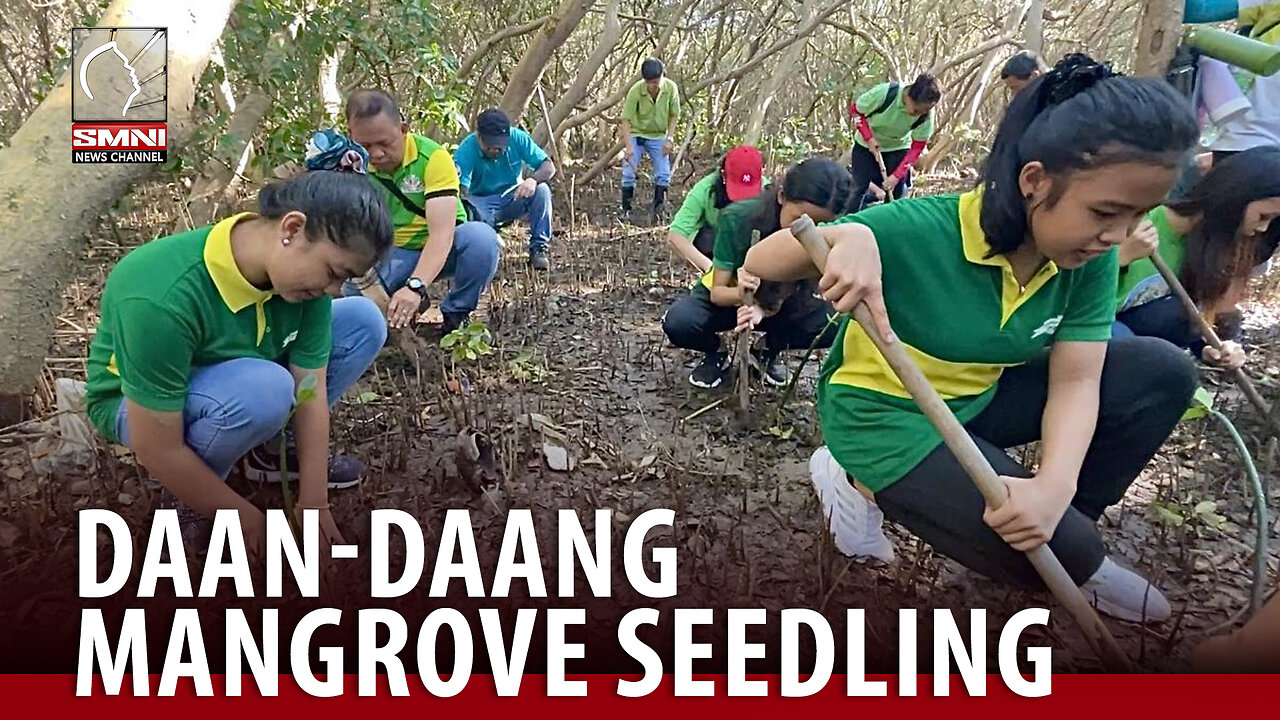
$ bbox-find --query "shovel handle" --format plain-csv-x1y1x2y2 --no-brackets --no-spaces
789,214,1132,672
1149,253,1280,437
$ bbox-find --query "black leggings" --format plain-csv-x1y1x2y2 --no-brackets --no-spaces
873,336,1197,587
849,144,910,208
662,287,839,354
693,224,716,260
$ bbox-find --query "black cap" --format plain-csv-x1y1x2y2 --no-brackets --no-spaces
477,108,511,148
641,58,664,80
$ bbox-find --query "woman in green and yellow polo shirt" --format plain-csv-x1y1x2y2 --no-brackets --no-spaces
746,55,1199,622
1114,145,1280,370
662,157,854,389
664,145,763,272
85,170,392,552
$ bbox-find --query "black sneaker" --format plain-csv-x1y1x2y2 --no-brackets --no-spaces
752,349,789,387
689,352,727,389
243,445,366,489
442,311,470,335
158,490,212,555
529,250,550,271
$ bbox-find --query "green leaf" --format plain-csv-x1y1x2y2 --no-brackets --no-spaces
1152,505,1185,527
1180,386,1215,421
295,375,319,405
440,334,459,348
355,391,380,404
465,349,478,361
1193,500,1218,516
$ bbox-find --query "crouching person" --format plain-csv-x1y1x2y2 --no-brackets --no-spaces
84,171,392,550
746,56,1200,623
662,157,852,388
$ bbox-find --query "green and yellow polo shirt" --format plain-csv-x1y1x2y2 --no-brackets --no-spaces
85,213,333,444
1115,206,1187,312
818,190,1118,491
371,133,467,251
669,171,725,243
853,82,935,152
622,77,681,140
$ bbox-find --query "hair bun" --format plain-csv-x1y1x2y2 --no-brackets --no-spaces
1042,53,1118,107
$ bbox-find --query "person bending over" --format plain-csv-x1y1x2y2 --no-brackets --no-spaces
85,170,392,552
746,55,1199,623
665,145,763,273
1115,145,1280,370
663,157,854,388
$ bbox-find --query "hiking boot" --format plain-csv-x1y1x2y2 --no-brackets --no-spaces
689,351,728,389
1079,557,1172,623
529,249,550,271
751,348,789,387
158,490,212,555
243,445,367,490
809,447,895,563
442,311,470,336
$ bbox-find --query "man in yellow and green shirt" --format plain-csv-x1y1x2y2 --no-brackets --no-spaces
346,89,500,334
619,57,682,222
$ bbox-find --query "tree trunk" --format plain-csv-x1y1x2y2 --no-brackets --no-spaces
532,0,621,145
319,44,347,122
742,0,820,146
497,0,596,124
963,2,1031,125
1024,0,1046,55
0,0,238,425
175,91,272,232
1134,0,1186,77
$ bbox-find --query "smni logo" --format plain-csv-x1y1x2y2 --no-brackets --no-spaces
70,27,168,164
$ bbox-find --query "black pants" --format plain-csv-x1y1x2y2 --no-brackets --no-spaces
849,144,910,209
693,224,715,260
662,287,839,354
874,336,1197,587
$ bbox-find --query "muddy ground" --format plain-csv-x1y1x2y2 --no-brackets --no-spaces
0,175,1277,674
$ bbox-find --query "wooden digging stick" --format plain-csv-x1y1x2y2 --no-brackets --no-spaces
872,144,893,203
735,286,756,413
1149,252,1280,441
734,230,762,413
789,215,1133,672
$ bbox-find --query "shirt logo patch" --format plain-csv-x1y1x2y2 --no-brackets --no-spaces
1031,316,1063,339
400,175,424,194
282,330,298,347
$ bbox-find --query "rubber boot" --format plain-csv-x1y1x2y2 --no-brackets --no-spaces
620,186,635,223
652,184,669,223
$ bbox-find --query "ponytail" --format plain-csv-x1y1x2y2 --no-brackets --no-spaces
978,54,1197,254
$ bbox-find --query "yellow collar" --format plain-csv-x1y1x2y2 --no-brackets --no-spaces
203,212,273,343
400,132,418,168
957,189,1059,327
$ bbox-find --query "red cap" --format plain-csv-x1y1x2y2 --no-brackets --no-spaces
722,145,763,202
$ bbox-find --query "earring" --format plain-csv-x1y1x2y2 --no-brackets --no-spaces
282,235,292,246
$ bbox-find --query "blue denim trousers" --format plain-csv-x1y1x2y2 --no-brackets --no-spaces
469,183,553,252
621,136,672,187
113,296,387,478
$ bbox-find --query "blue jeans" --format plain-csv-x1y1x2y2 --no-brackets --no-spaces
468,183,553,252
621,136,671,187
113,297,387,478
346,221,500,314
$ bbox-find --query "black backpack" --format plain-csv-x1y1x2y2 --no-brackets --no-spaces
868,82,929,130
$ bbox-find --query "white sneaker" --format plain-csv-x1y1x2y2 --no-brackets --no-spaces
809,447,895,563
1079,557,1172,623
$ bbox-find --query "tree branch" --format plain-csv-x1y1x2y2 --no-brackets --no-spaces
457,14,552,79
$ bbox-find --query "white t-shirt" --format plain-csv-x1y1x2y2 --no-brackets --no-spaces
1211,10,1280,150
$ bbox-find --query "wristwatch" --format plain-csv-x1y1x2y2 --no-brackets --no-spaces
405,277,428,300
